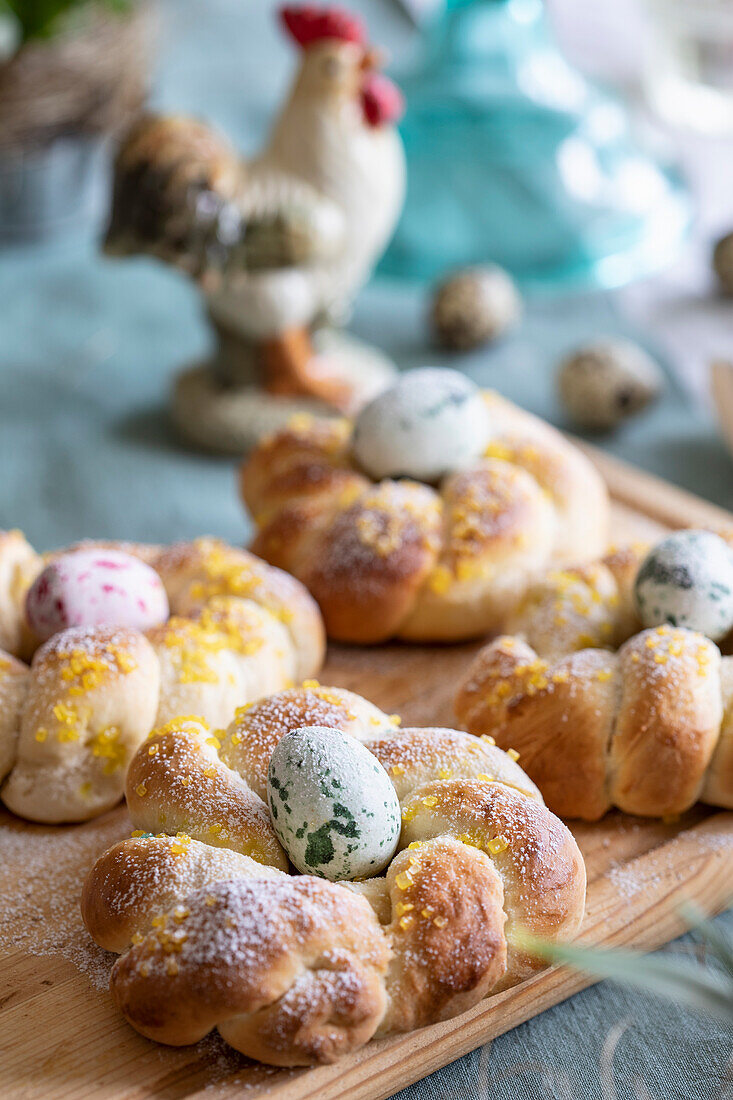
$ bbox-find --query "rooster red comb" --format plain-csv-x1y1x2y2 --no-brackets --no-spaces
280,5,366,49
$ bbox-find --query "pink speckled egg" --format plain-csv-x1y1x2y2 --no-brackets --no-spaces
25,549,169,641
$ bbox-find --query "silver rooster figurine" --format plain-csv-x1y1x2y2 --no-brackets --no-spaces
105,4,406,452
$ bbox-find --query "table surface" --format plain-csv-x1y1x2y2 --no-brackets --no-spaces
1,1,732,1097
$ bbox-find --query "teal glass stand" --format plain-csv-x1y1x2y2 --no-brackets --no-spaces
382,0,689,290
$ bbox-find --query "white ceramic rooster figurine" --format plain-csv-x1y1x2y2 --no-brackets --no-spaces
105,4,406,452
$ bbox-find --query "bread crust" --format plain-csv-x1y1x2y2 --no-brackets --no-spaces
456,626,733,819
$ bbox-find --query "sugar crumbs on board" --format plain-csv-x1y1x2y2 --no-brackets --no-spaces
0,811,131,989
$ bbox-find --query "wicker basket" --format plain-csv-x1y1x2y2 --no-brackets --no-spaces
0,4,151,241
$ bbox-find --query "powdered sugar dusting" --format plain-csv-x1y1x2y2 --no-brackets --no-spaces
0,808,131,988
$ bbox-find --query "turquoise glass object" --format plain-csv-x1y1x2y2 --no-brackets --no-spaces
382,0,689,289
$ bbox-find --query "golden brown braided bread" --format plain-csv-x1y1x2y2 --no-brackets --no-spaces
0,534,324,823
239,394,609,643
82,684,585,1067
505,532,733,662
455,626,733,820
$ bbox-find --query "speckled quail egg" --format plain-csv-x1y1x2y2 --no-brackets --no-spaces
431,265,521,351
267,725,401,881
558,339,663,431
634,530,733,641
713,231,733,297
351,368,491,483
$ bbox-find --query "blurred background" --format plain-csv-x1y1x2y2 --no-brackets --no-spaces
1,0,733,547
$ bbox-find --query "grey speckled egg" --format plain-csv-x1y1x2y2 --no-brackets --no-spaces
634,530,733,641
713,231,733,297
431,266,521,350
352,368,491,483
558,339,663,431
267,725,401,881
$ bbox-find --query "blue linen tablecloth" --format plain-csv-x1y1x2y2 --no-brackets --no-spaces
0,1,731,1097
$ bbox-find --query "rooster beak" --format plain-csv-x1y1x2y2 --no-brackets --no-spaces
360,46,386,72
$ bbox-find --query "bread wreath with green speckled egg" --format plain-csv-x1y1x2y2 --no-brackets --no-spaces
0,531,324,823
81,682,585,1067
240,369,609,644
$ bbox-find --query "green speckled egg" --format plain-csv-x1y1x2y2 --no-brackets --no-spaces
634,530,733,641
267,726,401,881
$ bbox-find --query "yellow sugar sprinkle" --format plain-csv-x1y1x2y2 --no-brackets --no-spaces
135,784,147,798
172,906,190,923
399,914,414,931
596,669,613,682
131,830,145,838
438,767,452,780
302,679,320,690
35,727,48,742
206,736,222,750
203,766,216,779
654,653,668,665
151,915,165,928
507,748,520,762
421,907,434,919
148,745,159,756
428,564,452,595
645,635,659,648
407,841,424,850
390,714,402,726
487,835,509,855
131,933,144,945
180,776,191,787
552,670,570,684
480,734,496,745
391,764,405,776
209,823,223,836
395,902,414,916
230,733,242,747
395,871,413,891
433,915,448,929
401,805,417,823
477,773,495,783
631,652,641,663
421,795,438,808
457,832,479,847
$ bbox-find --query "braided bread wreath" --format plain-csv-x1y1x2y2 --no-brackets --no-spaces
240,391,609,643
456,625,733,821
81,683,585,1067
0,530,324,823
455,548,733,824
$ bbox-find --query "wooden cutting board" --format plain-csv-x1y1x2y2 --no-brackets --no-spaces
1,445,732,1100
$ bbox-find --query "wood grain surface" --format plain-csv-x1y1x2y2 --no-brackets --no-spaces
1,451,732,1100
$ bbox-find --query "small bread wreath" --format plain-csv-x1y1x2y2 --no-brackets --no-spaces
0,531,324,823
456,626,733,821
82,684,585,1067
240,392,609,644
